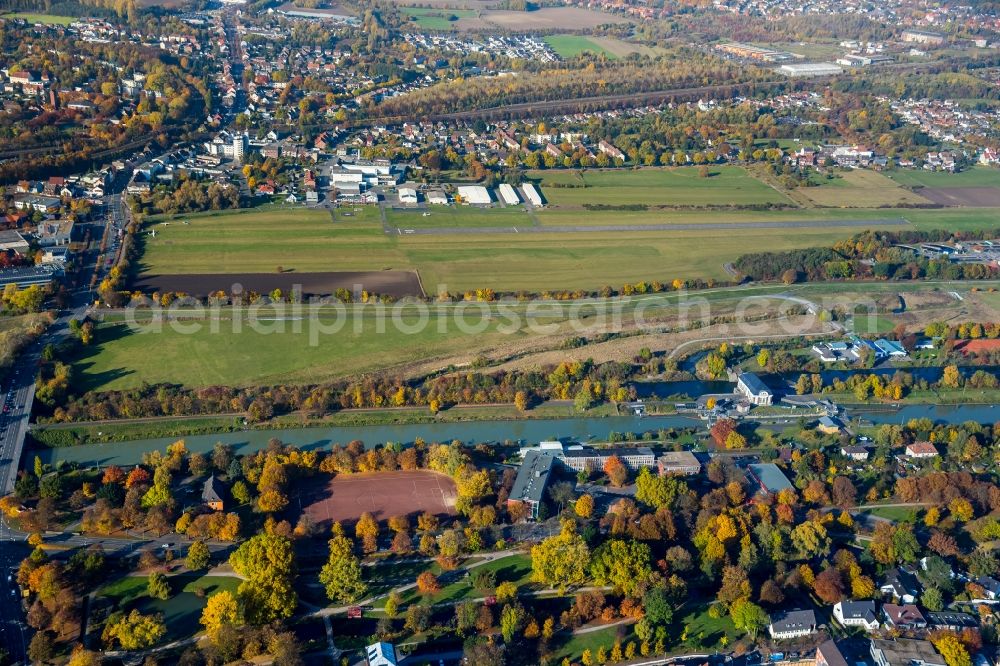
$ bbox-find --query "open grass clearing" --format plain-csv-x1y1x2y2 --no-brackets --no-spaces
400,6,475,29
461,6,629,30
71,312,535,391
1,12,75,24
531,166,791,208
797,170,933,207
399,553,534,606
543,34,615,59
94,574,240,642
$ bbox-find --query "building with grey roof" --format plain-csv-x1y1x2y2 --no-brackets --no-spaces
870,639,944,666
747,463,794,494
769,609,816,640
508,450,555,521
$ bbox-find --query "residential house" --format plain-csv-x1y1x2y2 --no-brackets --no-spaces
881,568,919,603
817,416,844,435
202,475,226,511
882,603,926,630
833,600,880,632
905,442,938,459
597,140,625,161
870,639,944,666
925,611,977,632
769,609,817,640
841,446,869,461
975,576,1000,600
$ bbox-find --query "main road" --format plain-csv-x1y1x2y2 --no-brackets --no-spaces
0,163,134,664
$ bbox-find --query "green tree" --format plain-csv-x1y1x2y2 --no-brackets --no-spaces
730,599,768,640
635,467,687,509
147,571,171,600
319,524,368,604
102,610,167,649
790,521,831,559
590,539,652,597
185,541,210,571
530,519,590,592
500,603,525,643
229,533,298,624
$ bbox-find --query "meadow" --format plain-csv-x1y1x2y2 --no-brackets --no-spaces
543,35,615,59
385,204,533,229
797,169,933,207
1,12,75,24
532,167,792,208
400,7,474,29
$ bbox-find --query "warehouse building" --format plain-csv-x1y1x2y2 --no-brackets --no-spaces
498,183,521,206
778,62,843,77
747,463,794,495
398,187,418,204
521,183,544,207
456,185,492,205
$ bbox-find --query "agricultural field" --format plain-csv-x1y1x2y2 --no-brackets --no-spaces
1,12,75,24
532,167,791,208
543,35,615,59
887,166,1000,189
797,170,933,207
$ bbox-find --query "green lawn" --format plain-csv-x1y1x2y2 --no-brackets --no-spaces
400,7,474,29
544,34,615,59
71,309,535,390
554,625,637,663
400,554,534,606
95,574,240,642
531,167,791,208
2,12,75,24
860,506,919,522
887,166,1000,189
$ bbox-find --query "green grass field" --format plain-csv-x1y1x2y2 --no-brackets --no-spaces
72,310,535,390
2,12,75,24
532,167,791,208
887,166,1000,189
400,7,474,29
543,34,615,59
138,204,1000,290
95,574,240,642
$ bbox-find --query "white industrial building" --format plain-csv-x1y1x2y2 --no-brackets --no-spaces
521,183,543,207
778,62,843,77
456,185,492,205
498,183,521,206
427,190,448,205
398,187,418,204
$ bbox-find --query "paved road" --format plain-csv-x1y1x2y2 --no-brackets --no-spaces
391,217,911,236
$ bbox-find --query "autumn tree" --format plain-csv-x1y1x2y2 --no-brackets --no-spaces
604,455,629,488
590,539,652,598
185,541,210,571
575,494,595,519
319,523,368,604
229,533,297,624
200,590,242,640
416,571,441,596
102,610,166,650
355,512,379,553
531,519,590,592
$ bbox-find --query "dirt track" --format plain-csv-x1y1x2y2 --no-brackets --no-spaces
134,270,424,299
301,471,457,525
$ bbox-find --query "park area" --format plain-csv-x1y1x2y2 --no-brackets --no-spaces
300,470,457,526
532,167,792,208
92,573,240,643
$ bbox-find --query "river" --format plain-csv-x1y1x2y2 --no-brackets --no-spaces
32,404,1000,470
